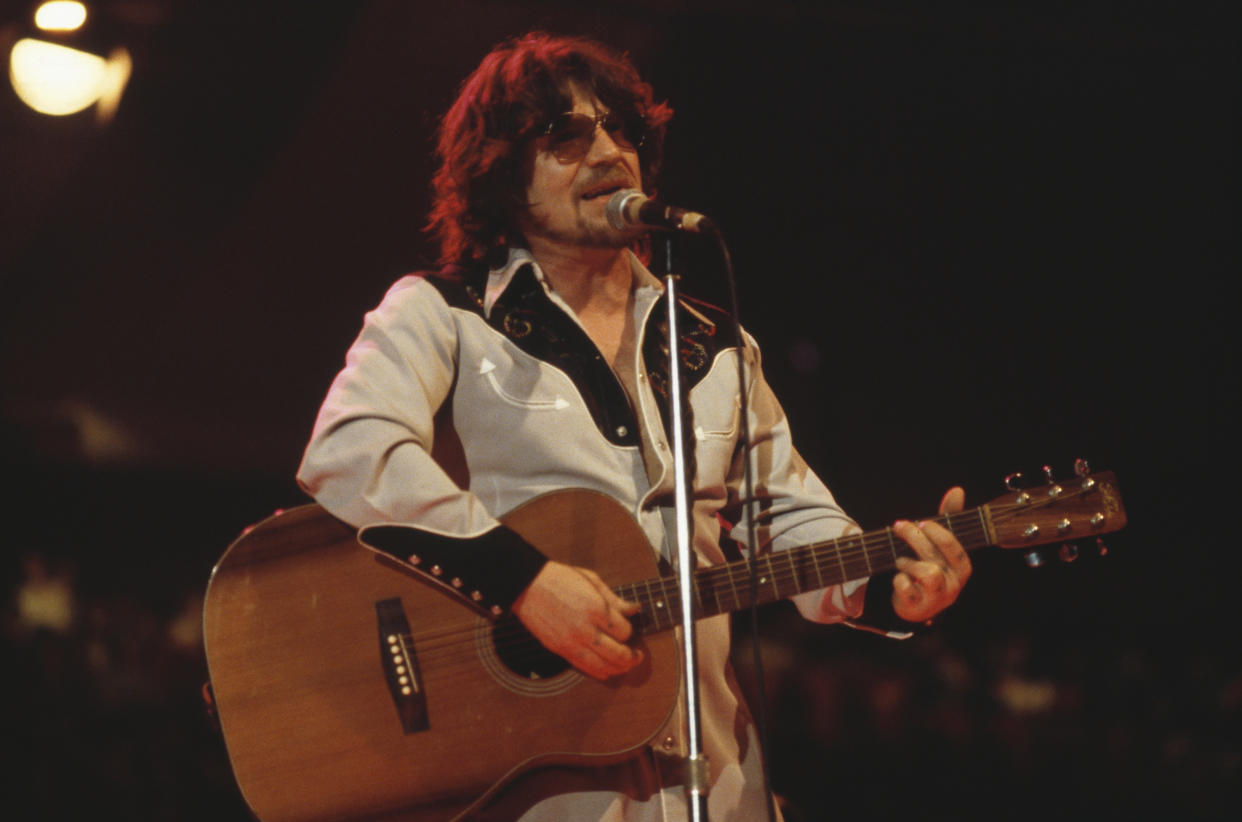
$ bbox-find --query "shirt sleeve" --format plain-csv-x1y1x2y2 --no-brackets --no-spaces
297,276,483,530
295,276,547,612
723,338,869,624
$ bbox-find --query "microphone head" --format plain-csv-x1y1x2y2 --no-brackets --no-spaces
605,189,646,230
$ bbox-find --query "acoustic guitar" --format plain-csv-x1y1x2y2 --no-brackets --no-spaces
203,468,1125,822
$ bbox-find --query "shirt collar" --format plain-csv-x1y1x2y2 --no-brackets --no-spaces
482,247,662,318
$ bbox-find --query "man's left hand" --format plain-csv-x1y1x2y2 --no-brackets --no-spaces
890,486,972,623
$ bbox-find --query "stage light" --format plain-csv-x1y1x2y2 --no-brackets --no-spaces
7,1,131,121
35,1,87,32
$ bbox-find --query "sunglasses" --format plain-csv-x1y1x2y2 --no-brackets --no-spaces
538,110,647,163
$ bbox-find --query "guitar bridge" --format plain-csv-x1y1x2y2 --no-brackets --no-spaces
375,598,429,734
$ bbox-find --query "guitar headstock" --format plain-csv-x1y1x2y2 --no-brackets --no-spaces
986,462,1126,559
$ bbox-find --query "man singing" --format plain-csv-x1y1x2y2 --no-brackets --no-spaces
298,31,971,821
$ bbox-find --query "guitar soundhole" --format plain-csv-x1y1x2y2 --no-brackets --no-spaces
491,614,570,680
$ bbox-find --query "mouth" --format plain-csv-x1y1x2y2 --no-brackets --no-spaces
581,181,630,202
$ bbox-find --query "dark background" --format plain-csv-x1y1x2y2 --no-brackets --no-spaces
2,1,1237,819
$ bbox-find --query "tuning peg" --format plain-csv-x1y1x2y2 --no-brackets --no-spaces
1096,537,1109,557
1038,465,1065,498
1074,458,1098,490
1005,472,1032,504
1058,543,1079,563
1023,549,1045,568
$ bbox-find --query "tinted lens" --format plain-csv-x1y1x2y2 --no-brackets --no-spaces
542,111,646,162
599,112,644,150
544,113,596,161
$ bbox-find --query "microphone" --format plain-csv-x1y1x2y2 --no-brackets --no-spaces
606,189,716,234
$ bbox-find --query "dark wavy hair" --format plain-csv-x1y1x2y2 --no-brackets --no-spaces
427,32,673,268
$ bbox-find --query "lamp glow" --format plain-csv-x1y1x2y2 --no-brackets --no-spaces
34,1,88,32
9,37,130,119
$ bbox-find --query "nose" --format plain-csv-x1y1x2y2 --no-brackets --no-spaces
584,123,625,165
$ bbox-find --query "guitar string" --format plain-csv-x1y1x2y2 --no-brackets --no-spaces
393,493,1097,668
404,543,1008,675
383,520,976,665
387,495,1089,671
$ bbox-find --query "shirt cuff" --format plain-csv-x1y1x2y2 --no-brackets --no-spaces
359,523,549,617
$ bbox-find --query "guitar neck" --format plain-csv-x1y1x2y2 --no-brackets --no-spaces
615,505,995,634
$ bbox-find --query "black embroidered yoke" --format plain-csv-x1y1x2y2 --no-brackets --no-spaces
429,261,741,451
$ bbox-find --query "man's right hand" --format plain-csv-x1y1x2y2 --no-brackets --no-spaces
511,560,642,681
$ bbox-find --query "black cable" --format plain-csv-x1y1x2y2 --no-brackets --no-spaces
707,225,780,822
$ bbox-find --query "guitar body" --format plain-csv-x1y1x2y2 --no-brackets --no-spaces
203,490,681,822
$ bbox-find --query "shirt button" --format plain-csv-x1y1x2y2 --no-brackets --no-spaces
615,425,628,437
662,736,676,751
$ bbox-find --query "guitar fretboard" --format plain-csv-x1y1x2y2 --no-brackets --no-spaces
615,505,994,634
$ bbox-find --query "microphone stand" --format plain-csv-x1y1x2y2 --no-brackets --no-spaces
662,237,710,822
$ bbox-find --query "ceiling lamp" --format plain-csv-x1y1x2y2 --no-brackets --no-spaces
8,1,131,121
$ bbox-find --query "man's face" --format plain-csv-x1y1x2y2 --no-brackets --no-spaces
520,87,644,252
